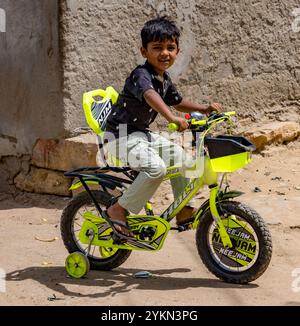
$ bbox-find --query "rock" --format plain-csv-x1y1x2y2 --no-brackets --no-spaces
253,186,262,192
290,225,300,230
271,176,282,181
14,166,72,196
243,121,300,151
32,133,99,171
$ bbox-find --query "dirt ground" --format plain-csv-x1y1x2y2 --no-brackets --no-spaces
0,140,300,306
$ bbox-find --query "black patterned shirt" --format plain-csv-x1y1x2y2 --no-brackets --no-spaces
105,61,182,138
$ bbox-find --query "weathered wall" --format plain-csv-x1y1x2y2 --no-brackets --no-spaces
0,0,64,157
0,0,65,192
61,0,300,133
0,0,299,194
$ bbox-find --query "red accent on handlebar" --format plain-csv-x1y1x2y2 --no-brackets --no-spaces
185,113,191,119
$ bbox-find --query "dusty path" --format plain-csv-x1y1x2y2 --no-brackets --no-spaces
0,141,300,306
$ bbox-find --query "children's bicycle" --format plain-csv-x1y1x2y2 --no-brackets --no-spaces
60,87,272,283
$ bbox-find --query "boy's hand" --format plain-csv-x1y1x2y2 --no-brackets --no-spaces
172,116,189,132
205,103,223,115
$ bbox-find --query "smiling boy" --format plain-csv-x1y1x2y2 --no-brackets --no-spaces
104,16,222,238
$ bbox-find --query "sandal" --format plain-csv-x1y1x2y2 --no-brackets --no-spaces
102,210,135,241
176,217,194,227
176,206,197,226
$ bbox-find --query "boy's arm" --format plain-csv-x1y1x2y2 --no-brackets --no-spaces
174,98,222,115
143,89,188,131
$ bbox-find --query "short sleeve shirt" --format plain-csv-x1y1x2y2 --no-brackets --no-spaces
105,61,182,137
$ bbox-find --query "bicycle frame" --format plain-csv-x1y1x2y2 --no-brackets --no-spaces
160,158,232,247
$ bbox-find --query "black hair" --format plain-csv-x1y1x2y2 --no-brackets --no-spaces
141,16,180,48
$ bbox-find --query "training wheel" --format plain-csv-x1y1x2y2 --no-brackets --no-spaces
65,252,90,278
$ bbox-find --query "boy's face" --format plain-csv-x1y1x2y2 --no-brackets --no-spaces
141,38,179,76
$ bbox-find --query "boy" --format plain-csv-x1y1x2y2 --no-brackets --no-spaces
104,16,222,238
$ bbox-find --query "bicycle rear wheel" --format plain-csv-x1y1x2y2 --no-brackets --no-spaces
61,190,131,270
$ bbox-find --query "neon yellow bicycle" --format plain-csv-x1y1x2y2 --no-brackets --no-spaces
61,87,272,283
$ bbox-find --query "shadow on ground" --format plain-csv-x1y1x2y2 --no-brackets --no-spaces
6,266,258,299
0,192,69,210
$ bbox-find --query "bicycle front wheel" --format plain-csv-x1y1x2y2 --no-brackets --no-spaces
196,201,272,284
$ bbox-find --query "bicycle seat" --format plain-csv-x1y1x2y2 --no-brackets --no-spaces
82,86,126,168
83,86,118,136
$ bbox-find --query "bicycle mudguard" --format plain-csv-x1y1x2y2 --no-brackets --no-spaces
192,190,244,229
220,190,244,200
79,212,170,251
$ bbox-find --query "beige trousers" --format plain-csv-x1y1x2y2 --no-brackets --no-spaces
106,131,195,214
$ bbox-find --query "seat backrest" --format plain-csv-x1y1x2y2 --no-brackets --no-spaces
82,86,119,137
83,86,124,167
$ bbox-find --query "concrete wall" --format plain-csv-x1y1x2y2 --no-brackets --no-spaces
61,0,300,133
0,0,64,157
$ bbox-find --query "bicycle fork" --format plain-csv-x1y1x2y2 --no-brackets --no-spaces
209,185,233,248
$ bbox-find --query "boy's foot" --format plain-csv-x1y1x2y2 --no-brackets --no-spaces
176,206,197,226
106,202,134,238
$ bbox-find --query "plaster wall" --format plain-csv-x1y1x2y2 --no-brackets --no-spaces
61,0,300,133
0,0,64,157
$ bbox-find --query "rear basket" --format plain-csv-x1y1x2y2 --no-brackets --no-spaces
205,136,256,172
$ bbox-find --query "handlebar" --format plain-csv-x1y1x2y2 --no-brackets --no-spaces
168,111,236,132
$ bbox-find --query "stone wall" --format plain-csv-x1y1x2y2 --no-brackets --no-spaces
60,0,300,134
0,0,64,192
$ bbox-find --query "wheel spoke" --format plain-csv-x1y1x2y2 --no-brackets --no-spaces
91,245,96,257
74,221,82,228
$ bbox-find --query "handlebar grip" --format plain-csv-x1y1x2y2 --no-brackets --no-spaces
168,123,179,132
192,119,207,126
